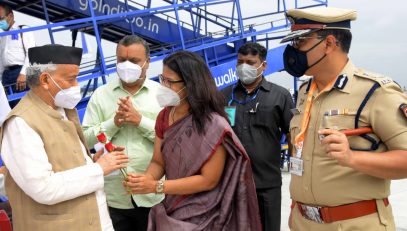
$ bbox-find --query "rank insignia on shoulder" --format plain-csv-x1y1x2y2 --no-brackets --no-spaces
400,104,407,119
334,74,348,90
379,78,393,86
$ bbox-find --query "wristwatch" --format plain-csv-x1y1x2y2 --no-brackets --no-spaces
156,179,165,194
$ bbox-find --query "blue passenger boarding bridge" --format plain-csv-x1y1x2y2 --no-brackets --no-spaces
1,0,328,119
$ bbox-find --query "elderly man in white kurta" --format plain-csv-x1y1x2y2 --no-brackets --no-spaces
0,44,129,231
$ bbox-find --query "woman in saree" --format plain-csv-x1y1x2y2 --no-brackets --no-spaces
124,51,261,231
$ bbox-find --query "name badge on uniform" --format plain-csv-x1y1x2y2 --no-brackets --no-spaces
225,106,236,126
290,157,304,176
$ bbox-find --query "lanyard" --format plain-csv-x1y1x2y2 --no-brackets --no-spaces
228,85,260,106
294,78,336,153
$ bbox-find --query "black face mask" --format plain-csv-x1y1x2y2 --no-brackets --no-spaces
283,38,326,77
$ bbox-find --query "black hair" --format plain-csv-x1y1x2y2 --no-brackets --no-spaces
0,3,13,16
316,29,352,53
117,35,150,57
238,42,267,61
163,50,229,135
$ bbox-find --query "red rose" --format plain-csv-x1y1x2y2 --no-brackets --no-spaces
97,133,107,143
105,142,115,152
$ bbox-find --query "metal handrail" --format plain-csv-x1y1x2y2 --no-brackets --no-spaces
1,0,327,101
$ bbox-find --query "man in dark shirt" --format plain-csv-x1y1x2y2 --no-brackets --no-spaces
222,42,294,231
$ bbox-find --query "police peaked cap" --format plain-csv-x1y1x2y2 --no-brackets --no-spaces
281,7,357,43
28,44,83,66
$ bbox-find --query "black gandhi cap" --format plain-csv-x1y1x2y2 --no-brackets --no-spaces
28,44,83,66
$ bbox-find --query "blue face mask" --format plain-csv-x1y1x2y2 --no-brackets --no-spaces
0,19,9,31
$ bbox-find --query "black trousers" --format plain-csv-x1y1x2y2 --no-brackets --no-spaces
256,187,281,231
2,65,23,94
108,198,151,231
2,65,23,108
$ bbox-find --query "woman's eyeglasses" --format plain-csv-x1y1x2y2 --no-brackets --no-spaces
158,74,184,87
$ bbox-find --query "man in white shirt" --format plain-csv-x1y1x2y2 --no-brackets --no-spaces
0,3,36,107
0,44,129,231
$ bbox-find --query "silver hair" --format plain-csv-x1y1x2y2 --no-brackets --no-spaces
26,63,57,88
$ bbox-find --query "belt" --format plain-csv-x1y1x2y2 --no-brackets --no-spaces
292,198,389,223
4,65,22,70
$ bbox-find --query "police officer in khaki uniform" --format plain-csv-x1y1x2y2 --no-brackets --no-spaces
281,7,407,231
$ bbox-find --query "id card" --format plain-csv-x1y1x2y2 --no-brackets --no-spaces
295,147,303,158
225,106,237,126
290,157,304,176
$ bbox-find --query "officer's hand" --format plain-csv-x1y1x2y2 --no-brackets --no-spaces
123,173,156,194
16,74,27,91
117,96,142,126
96,150,128,176
319,129,354,167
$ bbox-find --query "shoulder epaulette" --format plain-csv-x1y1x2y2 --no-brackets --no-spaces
354,68,393,87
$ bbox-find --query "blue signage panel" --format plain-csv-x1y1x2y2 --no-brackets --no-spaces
211,59,238,90
210,45,286,90
46,0,197,44
265,44,286,75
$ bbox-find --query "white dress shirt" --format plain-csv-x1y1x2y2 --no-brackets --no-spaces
1,108,114,231
0,22,36,77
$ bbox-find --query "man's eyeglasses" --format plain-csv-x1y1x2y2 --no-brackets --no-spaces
291,36,325,47
158,74,184,87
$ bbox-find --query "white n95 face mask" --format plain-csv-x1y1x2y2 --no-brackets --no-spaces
48,75,82,109
117,60,146,84
156,85,185,107
236,62,264,85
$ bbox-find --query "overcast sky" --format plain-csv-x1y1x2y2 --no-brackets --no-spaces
14,0,407,89
268,0,407,89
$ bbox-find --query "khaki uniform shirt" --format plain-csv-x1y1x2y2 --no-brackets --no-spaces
290,61,407,207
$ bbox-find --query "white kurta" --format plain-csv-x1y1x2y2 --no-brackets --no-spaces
0,81,11,198
1,108,114,231
0,82,10,126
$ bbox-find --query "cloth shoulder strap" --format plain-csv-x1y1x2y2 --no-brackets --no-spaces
354,82,381,151
18,25,27,57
